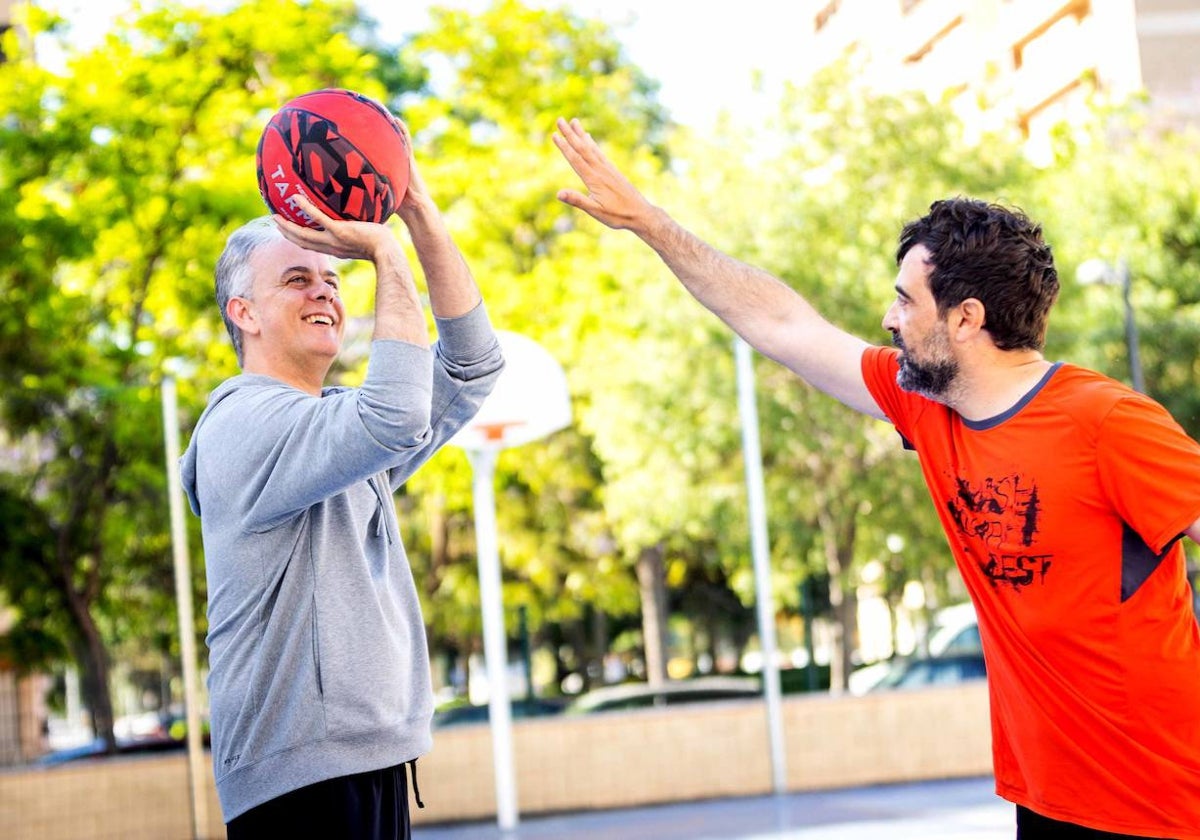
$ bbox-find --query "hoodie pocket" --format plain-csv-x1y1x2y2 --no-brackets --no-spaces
311,598,323,696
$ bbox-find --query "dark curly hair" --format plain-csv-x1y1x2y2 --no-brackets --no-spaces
896,198,1059,351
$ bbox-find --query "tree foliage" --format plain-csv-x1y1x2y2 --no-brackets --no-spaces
0,0,417,749
4,0,1199,733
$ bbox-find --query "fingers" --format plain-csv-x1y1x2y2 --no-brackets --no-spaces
394,116,413,151
272,194,388,261
553,117,632,226
553,117,598,174
297,194,339,229
555,188,587,210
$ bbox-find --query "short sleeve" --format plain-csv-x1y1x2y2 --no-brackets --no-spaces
1096,396,1200,554
861,345,931,443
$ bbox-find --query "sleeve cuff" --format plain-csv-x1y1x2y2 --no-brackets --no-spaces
366,339,434,388
434,301,499,365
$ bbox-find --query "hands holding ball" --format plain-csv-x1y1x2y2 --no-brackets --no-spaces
257,88,411,228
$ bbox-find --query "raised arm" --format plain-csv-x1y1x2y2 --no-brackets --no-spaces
553,117,883,420
395,129,481,320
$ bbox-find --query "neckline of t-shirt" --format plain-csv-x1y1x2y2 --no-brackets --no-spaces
960,361,1064,431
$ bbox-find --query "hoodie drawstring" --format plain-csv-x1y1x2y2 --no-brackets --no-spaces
407,759,424,809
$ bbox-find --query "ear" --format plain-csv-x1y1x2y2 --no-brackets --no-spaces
950,298,987,341
227,296,261,337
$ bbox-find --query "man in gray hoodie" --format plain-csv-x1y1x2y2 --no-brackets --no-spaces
180,149,503,838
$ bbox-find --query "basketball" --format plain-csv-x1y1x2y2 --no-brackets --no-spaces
256,88,410,228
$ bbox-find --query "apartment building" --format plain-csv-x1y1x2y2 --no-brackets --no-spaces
801,0,1200,148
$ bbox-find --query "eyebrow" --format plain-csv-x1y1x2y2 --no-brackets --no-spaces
281,266,341,281
894,284,914,302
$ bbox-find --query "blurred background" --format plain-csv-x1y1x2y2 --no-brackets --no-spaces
2,0,1199,837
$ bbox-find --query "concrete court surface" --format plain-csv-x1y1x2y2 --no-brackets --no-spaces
415,775,1016,840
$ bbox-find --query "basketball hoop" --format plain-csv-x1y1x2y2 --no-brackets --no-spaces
450,331,571,452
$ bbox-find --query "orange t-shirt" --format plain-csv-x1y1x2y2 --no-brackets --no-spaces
863,346,1200,837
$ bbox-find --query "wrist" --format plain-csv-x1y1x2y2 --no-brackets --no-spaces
637,205,674,246
396,193,439,229
370,240,408,275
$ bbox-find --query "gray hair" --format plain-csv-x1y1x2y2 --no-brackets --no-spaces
215,216,283,367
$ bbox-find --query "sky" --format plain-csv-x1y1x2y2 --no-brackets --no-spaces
42,0,810,131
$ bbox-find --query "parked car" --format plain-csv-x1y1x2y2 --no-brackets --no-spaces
563,675,761,715
37,708,211,765
867,653,987,692
926,602,982,657
36,734,184,766
432,696,566,728
850,602,982,695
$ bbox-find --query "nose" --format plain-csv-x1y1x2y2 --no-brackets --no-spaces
311,280,338,301
882,300,898,333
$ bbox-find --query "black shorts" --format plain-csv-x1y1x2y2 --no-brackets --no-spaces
227,762,417,840
1017,805,1175,839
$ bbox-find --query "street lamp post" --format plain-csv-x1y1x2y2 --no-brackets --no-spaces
734,337,787,795
1076,257,1145,393
161,364,210,840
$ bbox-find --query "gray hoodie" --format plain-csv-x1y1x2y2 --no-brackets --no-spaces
180,304,502,821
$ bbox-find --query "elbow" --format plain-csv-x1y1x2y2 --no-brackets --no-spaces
381,404,435,449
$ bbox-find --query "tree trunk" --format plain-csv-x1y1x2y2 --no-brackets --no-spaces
426,494,449,601
636,545,669,686
67,598,116,754
563,618,591,690
819,511,859,694
589,607,609,682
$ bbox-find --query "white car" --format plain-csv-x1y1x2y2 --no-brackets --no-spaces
564,676,761,715
849,602,982,695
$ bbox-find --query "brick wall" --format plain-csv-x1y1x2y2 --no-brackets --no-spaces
0,683,992,839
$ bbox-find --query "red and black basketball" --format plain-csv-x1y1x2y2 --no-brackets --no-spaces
256,88,410,228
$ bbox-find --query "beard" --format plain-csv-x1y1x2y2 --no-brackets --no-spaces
893,332,959,401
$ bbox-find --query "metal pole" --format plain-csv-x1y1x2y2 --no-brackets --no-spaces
1119,259,1145,394
161,371,209,839
467,447,519,830
734,337,787,794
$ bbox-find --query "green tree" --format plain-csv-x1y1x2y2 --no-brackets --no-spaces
1034,102,1200,430
0,0,416,751
393,0,673,689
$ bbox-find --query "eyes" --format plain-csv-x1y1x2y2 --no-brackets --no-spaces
286,274,340,295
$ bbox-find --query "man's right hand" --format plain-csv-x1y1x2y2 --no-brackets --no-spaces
274,194,400,267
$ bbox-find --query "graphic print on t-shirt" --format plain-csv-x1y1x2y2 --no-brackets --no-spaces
946,473,1051,591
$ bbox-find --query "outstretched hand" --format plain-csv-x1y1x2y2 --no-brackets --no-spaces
273,194,398,264
553,117,655,232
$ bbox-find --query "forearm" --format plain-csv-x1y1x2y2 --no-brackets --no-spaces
553,116,879,417
371,244,429,346
398,195,481,319
636,207,814,350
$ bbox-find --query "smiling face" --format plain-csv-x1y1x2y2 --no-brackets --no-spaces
882,244,959,401
229,237,345,391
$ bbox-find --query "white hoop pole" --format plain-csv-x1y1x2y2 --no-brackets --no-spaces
468,446,519,830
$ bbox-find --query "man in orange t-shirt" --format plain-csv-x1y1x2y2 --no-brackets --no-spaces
554,117,1200,838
